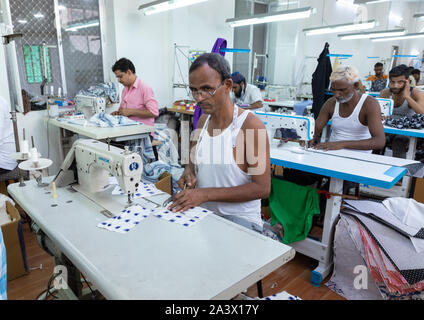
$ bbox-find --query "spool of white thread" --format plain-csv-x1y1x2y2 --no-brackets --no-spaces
30,147,39,163
21,140,29,155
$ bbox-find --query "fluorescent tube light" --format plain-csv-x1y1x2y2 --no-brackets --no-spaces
338,28,405,40
65,20,100,32
226,7,313,28
354,0,391,4
34,13,44,18
139,0,208,16
304,20,376,36
18,19,27,24
371,32,424,42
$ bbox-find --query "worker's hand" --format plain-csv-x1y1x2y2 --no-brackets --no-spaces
168,189,208,213
178,168,197,189
402,80,411,99
300,138,317,148
314,141,345,151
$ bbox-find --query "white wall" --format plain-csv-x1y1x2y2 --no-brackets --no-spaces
111,0,235,107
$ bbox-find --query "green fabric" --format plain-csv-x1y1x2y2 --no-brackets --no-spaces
269,178,321,244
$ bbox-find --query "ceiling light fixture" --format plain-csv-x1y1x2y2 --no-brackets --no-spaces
226,7,313,28
371,32,424,42
338,28,405,40
303,20,376,36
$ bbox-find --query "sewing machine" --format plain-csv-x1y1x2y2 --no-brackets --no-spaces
255,111,315,148
54,139,142,213
376,98,393,117
75,94,106,119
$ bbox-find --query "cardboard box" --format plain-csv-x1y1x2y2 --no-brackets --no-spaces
154,172,172,195
414,178,424,204
1,201,27,281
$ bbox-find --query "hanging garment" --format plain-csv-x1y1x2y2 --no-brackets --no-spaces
311,42,332,119
268,178,321,244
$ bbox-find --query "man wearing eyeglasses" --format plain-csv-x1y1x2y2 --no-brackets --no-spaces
168,53,271,233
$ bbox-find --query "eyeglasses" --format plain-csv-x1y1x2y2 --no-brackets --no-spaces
189,82,224,100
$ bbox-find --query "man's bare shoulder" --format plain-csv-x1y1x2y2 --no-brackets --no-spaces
379,88,390,98
412,88,424,100
363,95,381,112
242,111,266,130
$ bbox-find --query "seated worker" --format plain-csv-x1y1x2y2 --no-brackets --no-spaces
366,62,388,93
0,96,17,176
111,58,159,127
411,69,421,86
168,53,271,233
312,65,386,153
230,72,263,110
380,64,424,158
408,66,417,87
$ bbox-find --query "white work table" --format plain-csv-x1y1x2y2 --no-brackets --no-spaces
8,178,294,300
47,117,154,141
269,141,417,286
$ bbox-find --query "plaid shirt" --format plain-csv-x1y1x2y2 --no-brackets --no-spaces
0,228,7,300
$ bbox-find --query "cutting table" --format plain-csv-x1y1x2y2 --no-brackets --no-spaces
270,140,419,286
7,178,294,300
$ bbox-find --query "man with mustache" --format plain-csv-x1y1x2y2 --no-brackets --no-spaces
168,53,272,234
312,65,385,152
379,64,424,158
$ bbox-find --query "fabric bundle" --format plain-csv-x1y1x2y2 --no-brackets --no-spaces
327,198,424,300
77,82,119,104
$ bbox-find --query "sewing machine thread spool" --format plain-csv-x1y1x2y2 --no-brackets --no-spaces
30,147,39,167
21,140,29,156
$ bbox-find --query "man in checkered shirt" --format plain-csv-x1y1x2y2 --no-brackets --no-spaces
0,228,7,300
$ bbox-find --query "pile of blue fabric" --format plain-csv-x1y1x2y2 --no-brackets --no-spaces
89,113,140,127
77,82,119,104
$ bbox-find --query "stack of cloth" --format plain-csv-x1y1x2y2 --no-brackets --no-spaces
327,197,424,300
88,113,140,127
385,114,424,130
76,82,119,104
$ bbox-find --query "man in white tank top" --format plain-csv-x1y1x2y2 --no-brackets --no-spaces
168,53,271,232
312,65,385,152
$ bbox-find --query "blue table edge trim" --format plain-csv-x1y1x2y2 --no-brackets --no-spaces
270,158,406,189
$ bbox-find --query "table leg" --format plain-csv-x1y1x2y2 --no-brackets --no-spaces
290,177,343,286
